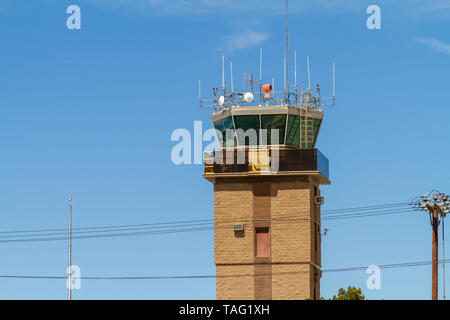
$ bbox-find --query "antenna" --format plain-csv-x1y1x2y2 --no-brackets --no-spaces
259,48,263,82
199,0,336,111
283,0,290,99
294,50,297,87
243,73,254,95
332,62,336,98
68,197,72,301
307,56,311,91
230,62,234,94
283,56,286,93
222,54,225,95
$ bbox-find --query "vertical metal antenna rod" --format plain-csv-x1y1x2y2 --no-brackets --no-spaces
332,62,336,97
230,62,234,94
68,197,72,300
284,0,289,99
259,48,263,82
443,218,446,300
294,50,297,87
222,54,225,95
307,56,311,90
198,80,202,100
295,51,298,105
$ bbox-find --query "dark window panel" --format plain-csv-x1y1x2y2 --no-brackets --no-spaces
261,114,287,145
234,115,260,146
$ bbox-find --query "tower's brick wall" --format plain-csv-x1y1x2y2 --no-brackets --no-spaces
214,178,321,300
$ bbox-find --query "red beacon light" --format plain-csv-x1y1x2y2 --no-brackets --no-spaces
262,84,272,99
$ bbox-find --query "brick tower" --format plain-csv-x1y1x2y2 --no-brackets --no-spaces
203,105,331,300
200,2,335,300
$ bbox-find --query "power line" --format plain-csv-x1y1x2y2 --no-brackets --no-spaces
321,202,411,215
0,209,416,244
0,207,413,239
0,259,448,280
0,205,416,244
323,209,415,220
0,202,412,237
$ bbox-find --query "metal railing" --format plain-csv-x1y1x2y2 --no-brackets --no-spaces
204,148,329,179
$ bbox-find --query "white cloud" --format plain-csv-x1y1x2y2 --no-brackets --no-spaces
415,37,450,55
222,31,270,53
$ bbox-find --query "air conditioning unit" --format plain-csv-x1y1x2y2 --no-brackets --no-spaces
315,196,324,206
233,224,244,231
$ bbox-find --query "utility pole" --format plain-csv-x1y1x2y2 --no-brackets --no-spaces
414,191,450,300
443,217,446,300
68,197,72,301
432,205,439,300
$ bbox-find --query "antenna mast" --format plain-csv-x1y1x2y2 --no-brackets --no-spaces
259,48,263,82
332,62,336,103
222,53,226,96
294,50,297,87
230,62,234,93
307,56,311,91
283,0,289,103
68,197,72,300
198,0,336,111
230,62,234,105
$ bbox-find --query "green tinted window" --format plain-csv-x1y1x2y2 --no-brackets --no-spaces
286,115,321,148
213,116,236,147
261,114,286,145
285,115,300,147
234,115,260,146
311,118,321,147
299,117,321,149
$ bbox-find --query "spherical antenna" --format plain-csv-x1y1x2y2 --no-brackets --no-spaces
244,92,254,103
219,96,225,106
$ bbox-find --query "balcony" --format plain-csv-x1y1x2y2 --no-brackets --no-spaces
204,148,330,184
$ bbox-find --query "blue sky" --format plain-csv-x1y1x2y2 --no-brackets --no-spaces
0,0,449,299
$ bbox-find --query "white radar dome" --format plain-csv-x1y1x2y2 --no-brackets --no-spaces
244,92,254,103
218,96,225,106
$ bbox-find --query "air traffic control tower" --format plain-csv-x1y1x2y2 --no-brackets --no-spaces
200,48,335,299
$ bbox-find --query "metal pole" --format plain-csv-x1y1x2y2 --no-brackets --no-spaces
432,206,439,300
283,0,289,103
259,48,263,82
230,62,234,94
307,56,311,91
68,198,72,300
332,63,336,98
443,217,446,300
294,50,297,88
222,54,225,96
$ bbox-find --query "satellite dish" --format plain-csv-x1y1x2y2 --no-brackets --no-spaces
244,92,254,103
219,96,225,106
